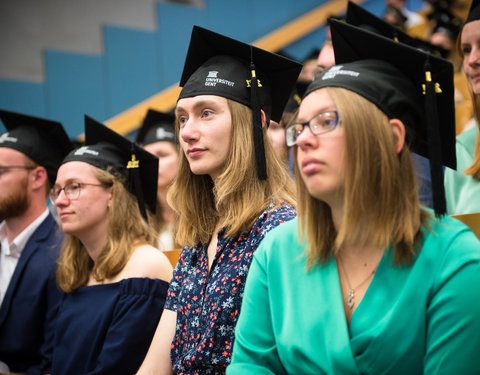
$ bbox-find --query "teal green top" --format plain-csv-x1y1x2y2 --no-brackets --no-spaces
228,216,480,375
444,126,480,214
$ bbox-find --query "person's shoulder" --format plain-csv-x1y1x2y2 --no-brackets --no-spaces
25,212,63,263
124,245,173,282
422,214,480,263
457,125,479,156
251,201,296,240
263,201,297,225
258,217,298,250
253,217,303,269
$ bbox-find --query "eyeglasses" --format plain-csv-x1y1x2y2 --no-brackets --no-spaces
286,110,340,147
0,165,36,176
50,182,104,202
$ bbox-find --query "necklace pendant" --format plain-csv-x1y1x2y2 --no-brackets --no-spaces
347,289,355,309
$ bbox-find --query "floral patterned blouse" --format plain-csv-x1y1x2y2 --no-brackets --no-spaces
165,202,296,375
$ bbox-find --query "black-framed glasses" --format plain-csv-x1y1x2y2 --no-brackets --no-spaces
286,110,340,147
50,182,104,202
0,165,36,176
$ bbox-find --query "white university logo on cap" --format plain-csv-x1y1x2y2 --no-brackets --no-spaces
74,146,99,156
205,71,235,87
156,128,174,140
0,132,18,143
322,65,360,80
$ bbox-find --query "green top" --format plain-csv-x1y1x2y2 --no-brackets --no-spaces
444,125,480,214
228,216,480,375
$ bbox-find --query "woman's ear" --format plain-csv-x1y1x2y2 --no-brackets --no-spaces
106,186,114,208
389,118,406,154
260,110,267,129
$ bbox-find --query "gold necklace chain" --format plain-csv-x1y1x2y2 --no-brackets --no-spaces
337,258,376,309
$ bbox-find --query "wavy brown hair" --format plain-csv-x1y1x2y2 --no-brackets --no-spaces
294,87,430,268
168,99,296,246
56,167,157,292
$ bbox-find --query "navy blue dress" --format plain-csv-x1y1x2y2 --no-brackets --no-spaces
49,277,168,375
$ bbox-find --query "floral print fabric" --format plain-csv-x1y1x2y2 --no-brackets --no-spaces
165,202,296,374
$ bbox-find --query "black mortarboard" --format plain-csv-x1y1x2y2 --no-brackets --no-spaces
346,1,446,58
62,115,159,218
283,80,309,114
178,25,302,179
347,1,409,41
136,109,176,146
466,0,480,23
0,109,73,185
431,17,461,42
305,19,456,216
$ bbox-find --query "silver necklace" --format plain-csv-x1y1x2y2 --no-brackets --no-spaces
337,258,376,309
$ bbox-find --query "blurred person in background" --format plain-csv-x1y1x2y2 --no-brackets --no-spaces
136,109,179,251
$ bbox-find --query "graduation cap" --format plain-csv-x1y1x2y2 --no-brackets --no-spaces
178,25,302,179
466,0,480,23
136,109,176,146
62,115,159,219
283,80,309,114
305,19,456,216
347,1,408,41
346,1,447,57
0,109,74,185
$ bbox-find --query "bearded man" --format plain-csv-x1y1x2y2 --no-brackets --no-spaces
0,110,73,374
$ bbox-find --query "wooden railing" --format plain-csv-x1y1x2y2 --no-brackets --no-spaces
452,213,480,239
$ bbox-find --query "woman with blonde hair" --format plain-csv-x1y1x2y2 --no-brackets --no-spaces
228,20,480,374
47,116,172,374
444,0,480,214
137,26,301,374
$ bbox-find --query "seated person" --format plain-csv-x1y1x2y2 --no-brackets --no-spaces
47,116,173,374
228,19,480,375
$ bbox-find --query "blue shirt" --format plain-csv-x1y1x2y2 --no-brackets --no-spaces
165,202,296,374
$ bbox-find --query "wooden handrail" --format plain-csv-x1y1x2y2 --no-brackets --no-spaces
104,0,364,136
163,248,183,268
452,212,480,240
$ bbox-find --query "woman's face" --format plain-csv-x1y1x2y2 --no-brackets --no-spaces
295,89,345,205
53,161,112,238
267,120,288,162
176,95,232,181
144,141,179,191
461,20,480,95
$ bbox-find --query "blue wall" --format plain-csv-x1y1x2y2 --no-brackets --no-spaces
0,0,424,136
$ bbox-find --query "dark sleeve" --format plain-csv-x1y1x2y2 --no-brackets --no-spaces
32,270,63,375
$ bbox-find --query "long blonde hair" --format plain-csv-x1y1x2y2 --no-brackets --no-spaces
168,99,296,246
456,29,480,178
57,167,157,292
295,87,429,268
